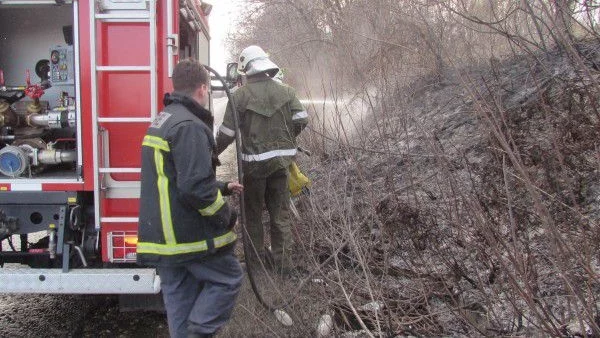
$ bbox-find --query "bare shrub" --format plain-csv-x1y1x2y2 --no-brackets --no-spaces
225,1,600,336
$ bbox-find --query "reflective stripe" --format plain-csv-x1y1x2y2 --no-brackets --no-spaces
241,148,297,162
137,231,237,256
218,124,236,137
292,110,308,120
142,135,170,152
155,149,176,245
199,190,225,216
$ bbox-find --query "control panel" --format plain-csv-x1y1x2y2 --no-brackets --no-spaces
49,45,74,85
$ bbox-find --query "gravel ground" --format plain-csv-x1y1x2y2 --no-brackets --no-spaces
0,272,319,337
0,294,169,337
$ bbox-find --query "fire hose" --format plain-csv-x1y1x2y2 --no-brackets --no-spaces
204,65,294,326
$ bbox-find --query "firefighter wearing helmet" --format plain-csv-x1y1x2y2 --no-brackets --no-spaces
216,45,308,274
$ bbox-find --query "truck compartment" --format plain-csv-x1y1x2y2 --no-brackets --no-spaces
0,2,81,181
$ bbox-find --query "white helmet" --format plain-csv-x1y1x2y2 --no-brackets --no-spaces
237,45,279,77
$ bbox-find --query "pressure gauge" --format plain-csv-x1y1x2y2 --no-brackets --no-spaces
0,146,29,177
51,50,60,64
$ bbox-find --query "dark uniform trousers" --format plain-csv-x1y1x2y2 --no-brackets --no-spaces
243,168,293,271
157,251,243,338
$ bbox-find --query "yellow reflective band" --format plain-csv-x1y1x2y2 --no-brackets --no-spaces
155,149,177,245
143,135,170,152
137,231,237,256
199,190,225,216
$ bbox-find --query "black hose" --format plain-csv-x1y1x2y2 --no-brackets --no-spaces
6,236,16,251
203,65,278,313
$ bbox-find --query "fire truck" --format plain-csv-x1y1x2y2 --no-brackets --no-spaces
0,0,214,295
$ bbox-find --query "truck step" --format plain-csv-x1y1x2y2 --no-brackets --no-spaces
95,13,150,22
98,117,153,123
101,217,139,223
0,268,160,294
99,167,141,173
96,66,151,72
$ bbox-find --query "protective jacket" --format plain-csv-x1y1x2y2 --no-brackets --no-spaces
137,92,236,267
216,75,308,178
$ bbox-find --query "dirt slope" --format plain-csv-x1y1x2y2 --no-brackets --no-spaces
293,41,600,336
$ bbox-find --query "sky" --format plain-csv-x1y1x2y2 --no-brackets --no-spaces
207,1,243,75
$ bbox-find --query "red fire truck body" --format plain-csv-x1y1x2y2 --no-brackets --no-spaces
0,0,212,294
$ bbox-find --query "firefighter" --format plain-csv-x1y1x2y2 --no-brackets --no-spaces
137,59,243,338
216,45,308,274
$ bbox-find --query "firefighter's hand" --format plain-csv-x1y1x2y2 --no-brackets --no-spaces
227,182,244,195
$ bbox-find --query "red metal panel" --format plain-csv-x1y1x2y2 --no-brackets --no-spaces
97,0,179,263
98,73,151,117
95,14,153,182
97,22,152,119
102,198,140,218
99,123,146,181
99,23,150,66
